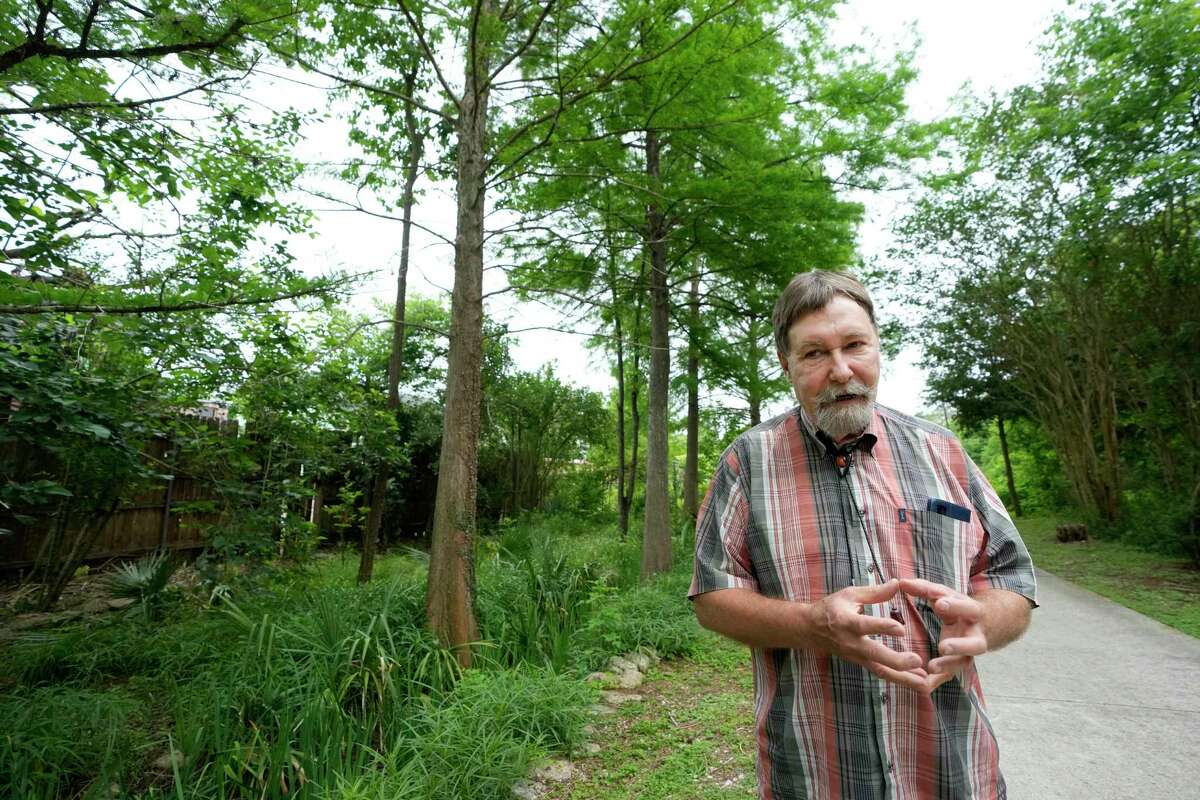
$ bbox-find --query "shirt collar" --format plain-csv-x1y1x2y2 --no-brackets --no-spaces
797,405,879,458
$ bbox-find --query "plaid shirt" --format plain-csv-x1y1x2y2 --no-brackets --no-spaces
690,405,1037,800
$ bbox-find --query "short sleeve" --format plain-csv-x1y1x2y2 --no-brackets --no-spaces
966,455,1038,606
689,441,758,599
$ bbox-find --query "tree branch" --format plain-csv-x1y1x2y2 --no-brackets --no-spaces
396,0,462,112
301,188,456,248
78,0,104,49
486,0,744,181
274,47,455,124
483,0,557,94
0,75,235,116
0,15,249,74
0,285,341,316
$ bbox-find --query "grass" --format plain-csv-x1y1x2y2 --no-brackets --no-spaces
543,632,756,800
1018,514,1200,638
16,506,1194,800
0,516,704,800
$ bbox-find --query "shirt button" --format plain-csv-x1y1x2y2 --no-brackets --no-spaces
888,762,896,774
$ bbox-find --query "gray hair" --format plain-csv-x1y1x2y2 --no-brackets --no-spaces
772,270,877,355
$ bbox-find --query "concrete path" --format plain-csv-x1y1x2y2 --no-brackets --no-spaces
977,569,1200,799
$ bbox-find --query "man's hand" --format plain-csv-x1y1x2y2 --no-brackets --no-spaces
899,578,992,695
799,579,928,691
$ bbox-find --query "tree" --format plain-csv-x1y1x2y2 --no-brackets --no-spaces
505,0,932,578
0,0,339,315
0,315,159,609
326,0,756,661
478,367,607,517
900,0,1200,550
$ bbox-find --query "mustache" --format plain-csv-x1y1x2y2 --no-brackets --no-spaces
815,379,872,405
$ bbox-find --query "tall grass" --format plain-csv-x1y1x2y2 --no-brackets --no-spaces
1,514,703,799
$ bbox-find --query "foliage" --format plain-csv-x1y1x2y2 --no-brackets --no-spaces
105,551,180,620
478,541,599,672
0,518,702,798
956,416,1072,516
0,686,149,800
479,367,609,519
0,314,164,608
0,0,339,314
900,0,1200,559
576,569,702,672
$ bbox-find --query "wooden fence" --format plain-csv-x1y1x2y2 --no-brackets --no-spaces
0,421,231,573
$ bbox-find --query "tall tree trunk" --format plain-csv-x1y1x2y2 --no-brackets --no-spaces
625,328,641,540
310,481,325,536
359,472,386,582
683,271,700,525
360,65,425,583
641,128,672,579
996,416,1022,517
747,314,763,427
621,270,645,541
748,396,762,428
427,45,487,666
614,284,629,539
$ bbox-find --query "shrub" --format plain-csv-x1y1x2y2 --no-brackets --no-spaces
575,568,701,670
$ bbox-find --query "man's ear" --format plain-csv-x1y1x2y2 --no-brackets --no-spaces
778,351,789,376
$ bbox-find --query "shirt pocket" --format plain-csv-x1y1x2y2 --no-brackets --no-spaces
905,507,978,595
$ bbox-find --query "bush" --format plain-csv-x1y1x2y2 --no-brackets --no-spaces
1111,487,1197,558
1,520,705,800
575,568,701,671
391,666,594,800
478,537,599,672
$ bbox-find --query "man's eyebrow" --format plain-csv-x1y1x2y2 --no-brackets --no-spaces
794,331,873,348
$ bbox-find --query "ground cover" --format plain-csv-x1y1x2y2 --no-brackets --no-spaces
1018,514,1200,638
544,632,757,800
0,517,705,800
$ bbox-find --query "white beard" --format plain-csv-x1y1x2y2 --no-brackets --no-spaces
813,380,876,440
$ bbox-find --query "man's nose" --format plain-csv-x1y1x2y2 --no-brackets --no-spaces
829,350,853,383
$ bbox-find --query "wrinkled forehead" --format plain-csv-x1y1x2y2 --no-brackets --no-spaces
786,297,877,343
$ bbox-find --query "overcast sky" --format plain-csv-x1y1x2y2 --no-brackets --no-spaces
287,0,1069,418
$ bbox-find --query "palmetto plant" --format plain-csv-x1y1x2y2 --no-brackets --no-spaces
105,551,178,618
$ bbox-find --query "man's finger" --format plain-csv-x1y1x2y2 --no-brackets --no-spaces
898,577,954,601
858,639,923,672
927,654,971,675
939,633,987,658
923,669,957,695
847,611,905,639
847,578,902,605
933,595,982,623
868,662,930,693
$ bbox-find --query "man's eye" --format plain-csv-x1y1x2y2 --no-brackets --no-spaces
803,350,824,360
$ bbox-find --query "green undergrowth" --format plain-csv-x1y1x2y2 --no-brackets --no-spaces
0,515,704,799
1018,514,1200,638
545,632,757,800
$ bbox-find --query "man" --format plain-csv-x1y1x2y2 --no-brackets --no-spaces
690,270,1037,800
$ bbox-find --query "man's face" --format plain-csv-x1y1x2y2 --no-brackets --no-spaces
778,294,880,441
